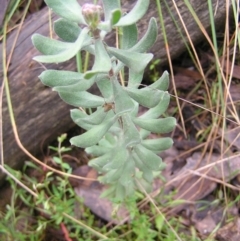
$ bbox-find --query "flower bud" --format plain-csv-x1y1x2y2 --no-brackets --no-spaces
82,4,102,30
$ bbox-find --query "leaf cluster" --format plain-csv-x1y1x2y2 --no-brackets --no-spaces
32,0,176,200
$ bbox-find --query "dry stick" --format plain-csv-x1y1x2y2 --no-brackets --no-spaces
1,6,106,238
1,3,96,200
0,165,38,197
0,82,26,197
1,0,38,197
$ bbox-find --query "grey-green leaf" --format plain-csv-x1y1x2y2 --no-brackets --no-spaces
45,0,85,24
108,47,153,73
33,28,90,63
126,87,164,108
88,153,111,172
127,69,144,89
84,39,112,78
118,159,135,186
115,183,127,200
54,18,81,42
39,70,83,87
59,91,104,108
134,145,162,171
85,145,111,157
101,164,125,183
70,116,117,148
112,78,135,114
121,114,141,147
93,39,111,71
120,23,138,49
149,71,169,91
115,0,149,26
96,78,113,99
32,34,71,55
71,107,108,125
103,147,127,170
141,138,173,153
140,92,170,119
53,77,95,92
102,133,116,146
102,0,121,21
132,153,153,183
70,109,94,130
130,17,158,53
133,117,176,134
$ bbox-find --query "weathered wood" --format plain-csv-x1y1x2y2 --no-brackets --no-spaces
0,0,231,182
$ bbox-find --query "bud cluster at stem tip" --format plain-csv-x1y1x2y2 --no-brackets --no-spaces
82,3,102,31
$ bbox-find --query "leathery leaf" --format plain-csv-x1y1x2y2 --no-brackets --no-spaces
54,19,81,42
112,78,135,114
59,91,104,108
149,71,169,91
45,0,85,24
126,87,164,108
134,145,163,171
85,145,112,157
118,159,135,186
108,47,153,73
132,153,153,183
88,152,111,172
84,39,112,79
141,138,173,153
32,34,71,55
120,23,138,49
140,92,170,119
133,117,176,134
115,0,149,26
70,115,117,148
70,107,107,125
33,28,90,63
39,70,83,87
100,164,125,183
130,17,158,53
103,147,128,170
102,0,121,21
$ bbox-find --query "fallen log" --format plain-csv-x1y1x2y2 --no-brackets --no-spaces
0,0,231,182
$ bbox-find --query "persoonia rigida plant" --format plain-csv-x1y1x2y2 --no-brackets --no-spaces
32,0,176,201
